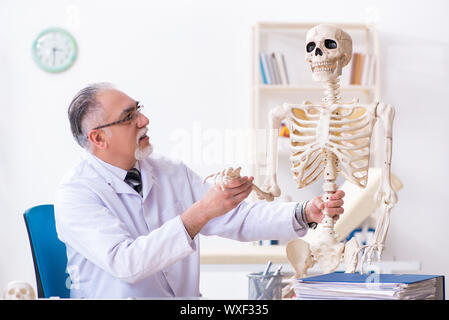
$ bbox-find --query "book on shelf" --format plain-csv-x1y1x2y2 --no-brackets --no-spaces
366,54,376,86
267,54,279,85
349,52,376,86
361,54,372,86
259,51,289,85
292,272,445,300
273,51,289,85
259,52,271,85
349,52,357,85
257,240,279,245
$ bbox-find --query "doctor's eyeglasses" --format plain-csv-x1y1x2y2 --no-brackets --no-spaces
92,102,144,130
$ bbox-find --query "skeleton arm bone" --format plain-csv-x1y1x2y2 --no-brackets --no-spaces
360,102,397,265
203,167,274,201
374,102,398,206
261,104,290,199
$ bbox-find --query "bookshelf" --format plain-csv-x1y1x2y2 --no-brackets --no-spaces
251,22,381,206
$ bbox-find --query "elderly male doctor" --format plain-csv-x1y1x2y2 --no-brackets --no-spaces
54,83,345,299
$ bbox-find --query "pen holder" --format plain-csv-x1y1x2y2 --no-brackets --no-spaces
247,272,283,300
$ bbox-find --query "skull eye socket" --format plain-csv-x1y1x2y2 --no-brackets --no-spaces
325,39,337,49
306,42,316,53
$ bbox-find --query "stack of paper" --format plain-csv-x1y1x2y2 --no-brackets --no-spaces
292,273,445,300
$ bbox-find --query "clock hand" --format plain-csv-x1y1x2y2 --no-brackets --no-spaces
52,47,57,66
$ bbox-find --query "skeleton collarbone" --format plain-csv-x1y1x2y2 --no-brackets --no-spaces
286,101,376,189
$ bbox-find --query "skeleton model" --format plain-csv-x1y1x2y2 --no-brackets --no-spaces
204,24,397,275
262,24,397,275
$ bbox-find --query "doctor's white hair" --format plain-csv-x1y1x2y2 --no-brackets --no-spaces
68,82,115,149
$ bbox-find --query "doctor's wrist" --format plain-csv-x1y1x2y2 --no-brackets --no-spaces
181,202,210,239
295,200,318,230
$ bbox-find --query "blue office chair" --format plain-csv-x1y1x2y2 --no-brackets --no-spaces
23,204,71,298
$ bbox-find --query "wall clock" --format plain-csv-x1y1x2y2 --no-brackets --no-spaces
32,27,77,73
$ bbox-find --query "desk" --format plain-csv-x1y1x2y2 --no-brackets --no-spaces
200,244,421,272
200,244,288,264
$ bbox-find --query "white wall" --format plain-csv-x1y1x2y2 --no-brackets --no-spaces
1,0,448,296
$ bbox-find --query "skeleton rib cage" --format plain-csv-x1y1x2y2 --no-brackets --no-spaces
285,102,376,189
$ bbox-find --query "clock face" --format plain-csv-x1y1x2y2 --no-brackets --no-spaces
32,28,77,73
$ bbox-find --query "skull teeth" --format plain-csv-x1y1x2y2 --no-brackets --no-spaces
312,61,336,72
314,67,333,72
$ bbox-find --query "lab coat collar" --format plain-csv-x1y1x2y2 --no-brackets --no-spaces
84,151,154,199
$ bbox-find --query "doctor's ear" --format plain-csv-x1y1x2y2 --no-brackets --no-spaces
88,130,108,150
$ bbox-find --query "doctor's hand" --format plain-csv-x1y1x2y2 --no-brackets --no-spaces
200,176,254,219
305,190,345,224
181,176,254,239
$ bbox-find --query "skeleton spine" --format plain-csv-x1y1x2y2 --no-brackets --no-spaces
321,79,340,229
322,150,338,229
323,78,341,105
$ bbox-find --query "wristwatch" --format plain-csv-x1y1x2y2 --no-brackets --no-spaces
295,201,317,230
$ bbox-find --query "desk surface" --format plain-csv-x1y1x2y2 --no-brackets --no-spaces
200,244,288,264
200,244,421,273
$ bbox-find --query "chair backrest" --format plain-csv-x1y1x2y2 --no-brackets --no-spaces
23,204,71,298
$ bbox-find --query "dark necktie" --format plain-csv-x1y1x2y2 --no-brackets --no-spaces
125,168,142,195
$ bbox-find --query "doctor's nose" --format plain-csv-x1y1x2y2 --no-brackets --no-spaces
137,112,149,128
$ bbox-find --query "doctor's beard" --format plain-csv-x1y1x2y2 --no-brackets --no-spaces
135,127,153,160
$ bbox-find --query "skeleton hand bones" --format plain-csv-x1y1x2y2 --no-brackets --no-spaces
203,167,276,201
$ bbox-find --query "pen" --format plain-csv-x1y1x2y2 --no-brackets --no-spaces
262,260,272,276
265,265,283,291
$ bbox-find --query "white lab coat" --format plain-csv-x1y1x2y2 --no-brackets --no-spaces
54,151,308,298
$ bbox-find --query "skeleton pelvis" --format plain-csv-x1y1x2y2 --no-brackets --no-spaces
305,226,345,273
312,240,345,274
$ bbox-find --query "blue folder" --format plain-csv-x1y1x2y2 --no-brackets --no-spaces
301,272,441,284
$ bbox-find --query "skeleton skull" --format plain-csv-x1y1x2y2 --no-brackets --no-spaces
3,281,36,300
305,24,352,82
